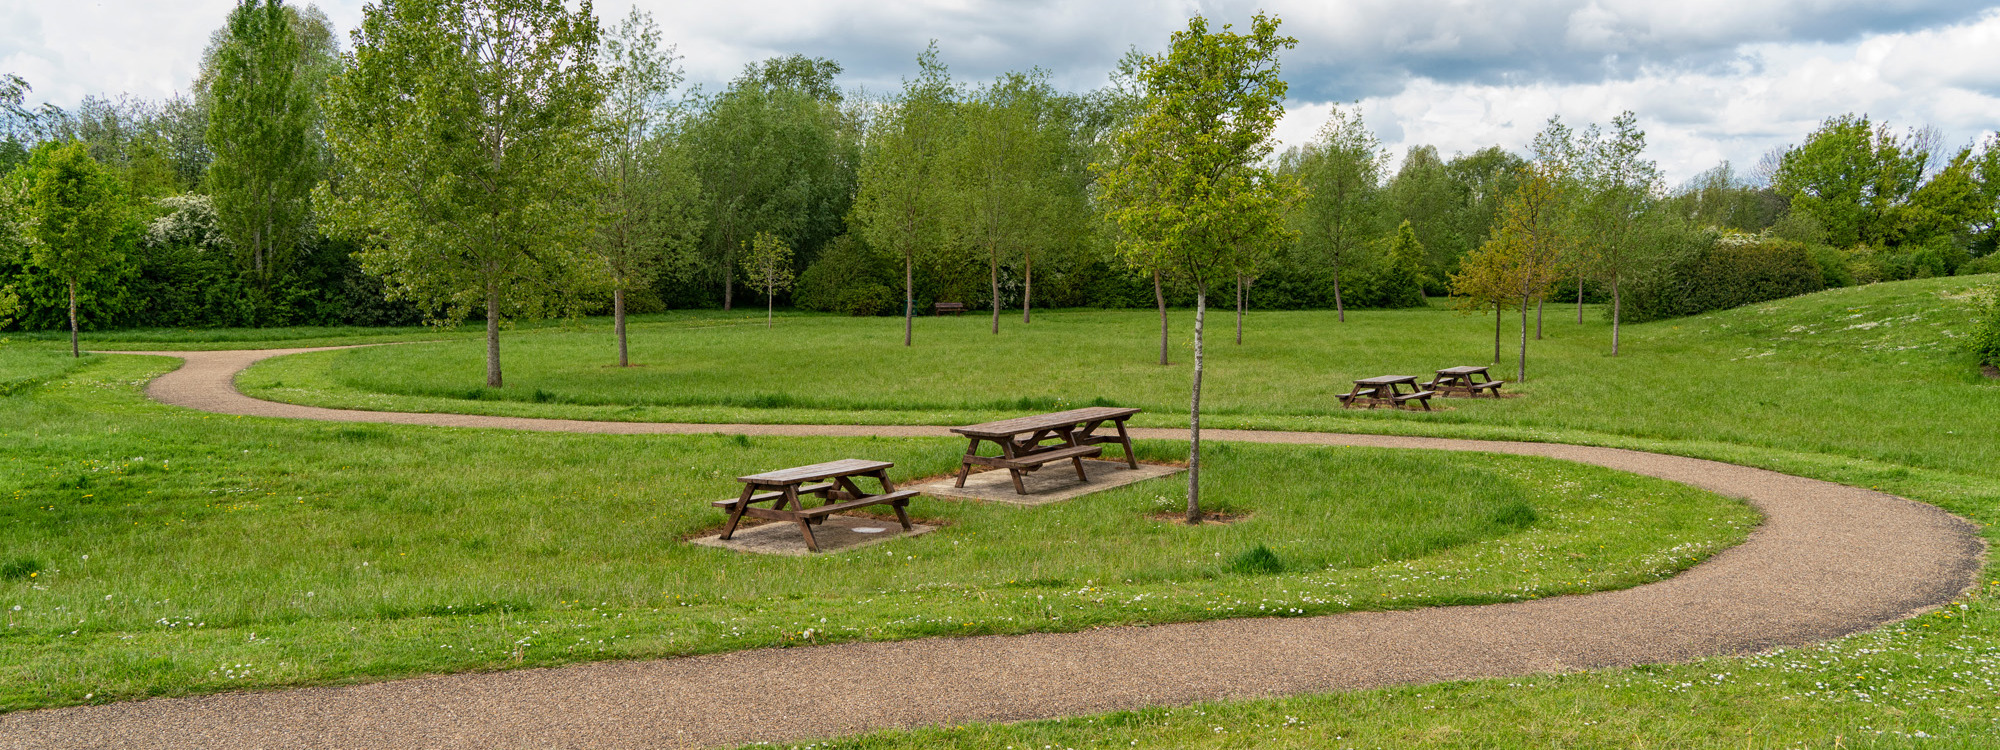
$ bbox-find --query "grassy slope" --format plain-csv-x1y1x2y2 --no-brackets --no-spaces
0,355,1748,710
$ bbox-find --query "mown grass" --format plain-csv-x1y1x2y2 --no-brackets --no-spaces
0,353,1750,710
243,276,2000,485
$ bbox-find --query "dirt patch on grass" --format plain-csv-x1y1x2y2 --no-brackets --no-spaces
1982,364,1998,380
1148,510,1254,525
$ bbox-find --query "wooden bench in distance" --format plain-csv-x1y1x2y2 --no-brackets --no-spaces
1337,387,1377,408
934,302,966,315
1470,380,1505,397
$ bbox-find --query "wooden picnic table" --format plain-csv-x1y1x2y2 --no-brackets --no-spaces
715,458,916,552
951,406,1141,495
1424,366,1505,398
1338,375,1436,411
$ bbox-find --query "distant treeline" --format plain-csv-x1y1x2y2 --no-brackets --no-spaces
1,1,1995,336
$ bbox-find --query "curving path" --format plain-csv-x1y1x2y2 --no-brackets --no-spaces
1,348,1985,750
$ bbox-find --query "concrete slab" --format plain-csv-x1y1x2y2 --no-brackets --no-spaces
689,514,937,556
912,459,1184,506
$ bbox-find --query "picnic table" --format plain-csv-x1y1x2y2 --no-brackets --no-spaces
715,458,916,552
1337,375,1436,411
952,406,1141,495
1424,366,1505,398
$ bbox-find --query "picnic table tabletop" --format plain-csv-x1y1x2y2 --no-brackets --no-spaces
952,406,1142,438
1354,375,1420,386
737,459,893,485
1435,365,1489,376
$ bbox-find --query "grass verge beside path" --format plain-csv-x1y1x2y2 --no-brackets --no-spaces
0,355,1752,711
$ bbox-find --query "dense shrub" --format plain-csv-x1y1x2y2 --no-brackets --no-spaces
1961,253,2000,276
1973,288,2000,367
1622,236,1825,322
793,234,898,316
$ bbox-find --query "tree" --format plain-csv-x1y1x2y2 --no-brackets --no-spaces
949,70,1081,334
1095,13,1296,525
1572,112,1662,354
1472,164,1571,382
205,0,322,308
594,7,701,366
1285,103,1386,321
685,55,855,311
27,143,124,356
851,44,956,346
745,231,794,327
1378,219,1427,307
1772,114,1986,250
317,0,605,388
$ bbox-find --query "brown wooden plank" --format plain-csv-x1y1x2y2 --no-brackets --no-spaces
738,459,893,485
952,407,1141,438
1436,366,1488,376
1354,375,1420,386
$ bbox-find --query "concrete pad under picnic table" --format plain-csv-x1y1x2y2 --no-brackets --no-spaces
913,459,1184,506
689,514,937,556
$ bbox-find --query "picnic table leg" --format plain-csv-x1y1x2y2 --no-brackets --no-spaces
877,470,914,531
954,438,980,488
1000,441,1029,494
1114,420,1138,469
785,485,819,552
1056,426,1089,482
720,484,756,540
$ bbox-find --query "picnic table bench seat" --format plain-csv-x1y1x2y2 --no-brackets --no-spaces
1392,390,1437,410
713,482,837,509
934,302,966,315
1336,387,1376,407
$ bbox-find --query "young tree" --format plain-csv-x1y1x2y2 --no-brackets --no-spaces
204,0,322,304
1450,236,1516,365
745,231,794,327
595,8,701,366
1572,112,1662,354
1286,103,1386,322
317,0,605,388
1096,13,1296,525
1379,219,1428,307
28,143,124,357
950,70,1077,335
1476,164,1571,382
851,45,956,346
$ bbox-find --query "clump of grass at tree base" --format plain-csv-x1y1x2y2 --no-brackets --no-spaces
243,276,2000,485
0,354,1750,710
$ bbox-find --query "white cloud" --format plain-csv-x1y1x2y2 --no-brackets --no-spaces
1,1,1993,187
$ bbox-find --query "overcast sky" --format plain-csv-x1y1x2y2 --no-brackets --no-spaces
5,0,1997,185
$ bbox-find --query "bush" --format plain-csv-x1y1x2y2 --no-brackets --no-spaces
1622,236,1825,323
793,234,898,315
1973,288,2000,367
1961,253,2000,276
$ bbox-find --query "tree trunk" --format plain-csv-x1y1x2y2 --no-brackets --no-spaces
1611,276,1622,356
1518,295,1530,383
722,255,733,311
1493,300,1502,364
1332,266,1345,323
1154,269,1169,366
1234,274,1244,345
485,284,503,388
1187,287,1206,526
767,278,774,329
614,288,628,367
1536,297,1544,340
1022,254,1033,324
68,280,79,360
1576,275,1584,323
990,252,1000,335
903,254,914,347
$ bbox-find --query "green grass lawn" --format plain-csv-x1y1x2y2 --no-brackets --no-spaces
6,275,1998,747
0,353,1749,710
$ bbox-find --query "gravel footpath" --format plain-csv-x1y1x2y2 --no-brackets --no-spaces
0,348,1984,750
